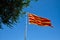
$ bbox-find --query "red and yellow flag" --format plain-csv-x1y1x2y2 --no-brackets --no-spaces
28,13,53,27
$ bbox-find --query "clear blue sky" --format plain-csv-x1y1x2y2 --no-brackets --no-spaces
0,0,60,40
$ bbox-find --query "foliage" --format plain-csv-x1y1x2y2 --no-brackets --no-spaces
0,0,31,28
0,0,38,29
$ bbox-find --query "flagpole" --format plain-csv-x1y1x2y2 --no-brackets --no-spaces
24,13,28,40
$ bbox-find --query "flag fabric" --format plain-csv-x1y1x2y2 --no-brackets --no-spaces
28,13,53,27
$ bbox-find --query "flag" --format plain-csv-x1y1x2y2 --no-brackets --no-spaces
28,13,53,27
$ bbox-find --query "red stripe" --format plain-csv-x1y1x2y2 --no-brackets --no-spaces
29,18,35,20
29,21,36,24
41,20,50,22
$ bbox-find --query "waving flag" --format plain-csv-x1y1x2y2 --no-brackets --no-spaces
28,13,53,27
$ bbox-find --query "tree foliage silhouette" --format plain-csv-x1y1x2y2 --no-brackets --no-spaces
0,0,32,28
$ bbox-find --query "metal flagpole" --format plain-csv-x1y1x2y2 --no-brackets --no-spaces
24,13,28,40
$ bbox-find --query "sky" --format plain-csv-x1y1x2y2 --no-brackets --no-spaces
0,0,60,40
